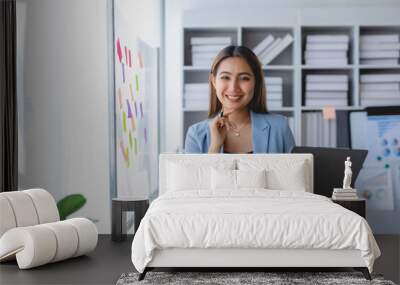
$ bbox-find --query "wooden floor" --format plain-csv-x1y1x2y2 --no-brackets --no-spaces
0,235,133,285
0,235,398,285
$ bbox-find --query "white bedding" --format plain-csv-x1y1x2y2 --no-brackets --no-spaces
131,190,380,273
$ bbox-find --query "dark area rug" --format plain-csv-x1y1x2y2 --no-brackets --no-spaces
116,271,396,285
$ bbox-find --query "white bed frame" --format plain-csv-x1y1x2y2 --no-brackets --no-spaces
148,248,365,268
139,154,371,280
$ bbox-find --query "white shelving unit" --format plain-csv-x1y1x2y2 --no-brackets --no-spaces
179,9,400,149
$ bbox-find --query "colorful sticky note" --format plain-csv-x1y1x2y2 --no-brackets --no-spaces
135,74,139,92
122,111,127,132
122,63,125,83
127,99,132,118
139,102,143,119
134,138,138,155
129,132,133,149
129,84,133,100
124,46,128,64
131,117,136,131
134,101,138,118
117,88,122,110
125,147,130,167
322,106,336,120
119,141,124,157
138,51,143,68
120,141,128,165
116,38,122,63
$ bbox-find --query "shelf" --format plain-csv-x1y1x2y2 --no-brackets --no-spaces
301,26,354,65
262,65,294,70
184,28,238,66
359,65,400,69
183,107,208,112
268,107,294,111
181,23,400,149
301,65,354,70
301,106,363,111
183,66,211,71
242,27,294,66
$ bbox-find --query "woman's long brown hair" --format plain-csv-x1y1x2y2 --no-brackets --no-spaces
208,45,268,118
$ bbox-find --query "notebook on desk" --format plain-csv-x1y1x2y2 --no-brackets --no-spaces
291,146,368,198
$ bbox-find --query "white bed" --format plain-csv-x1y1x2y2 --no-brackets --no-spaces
131,154,380,280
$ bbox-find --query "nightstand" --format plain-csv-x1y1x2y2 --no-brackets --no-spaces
111,198,149,242
332,198,366,218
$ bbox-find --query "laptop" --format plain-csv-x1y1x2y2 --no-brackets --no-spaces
291,146,368,198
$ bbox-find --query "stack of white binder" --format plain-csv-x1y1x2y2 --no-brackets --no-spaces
183,83,209,109
190,37,232,67
304,34,349,66
360,74,400,106
302,112,336,147
252,34,294,65
265,77,283,108
305,74,348,107
332,188,358,200
360,34,400,65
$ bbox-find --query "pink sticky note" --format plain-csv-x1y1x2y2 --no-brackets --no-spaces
124,46,128,64
116,38,122,63
322,106,336,120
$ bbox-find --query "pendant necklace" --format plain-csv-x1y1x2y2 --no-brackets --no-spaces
231,119,250,137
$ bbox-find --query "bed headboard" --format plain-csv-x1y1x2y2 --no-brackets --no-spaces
159,154,313,195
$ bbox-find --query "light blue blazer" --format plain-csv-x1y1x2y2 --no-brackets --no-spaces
184,111,295,153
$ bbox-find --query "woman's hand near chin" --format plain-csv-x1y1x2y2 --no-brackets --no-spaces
208,112,233,153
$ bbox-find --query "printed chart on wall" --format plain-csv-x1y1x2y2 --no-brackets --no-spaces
114,5,159,200
351,111,400,234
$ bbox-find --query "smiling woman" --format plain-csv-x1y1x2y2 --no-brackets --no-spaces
184,45,295,154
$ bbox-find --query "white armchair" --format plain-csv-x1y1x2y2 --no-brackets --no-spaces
0,188,98,269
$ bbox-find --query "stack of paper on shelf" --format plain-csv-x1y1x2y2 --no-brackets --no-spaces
332,188,358,200
305,74,348,107
301,112,336,147
184,83,209,109
265,77,283,108
360,34,400,65
360,74,400,106
254,34,293,65
190,37,232,67
304,34,349,66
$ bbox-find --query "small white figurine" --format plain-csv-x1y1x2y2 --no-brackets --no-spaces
342,157,352,189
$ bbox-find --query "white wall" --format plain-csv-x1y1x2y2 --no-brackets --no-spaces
17,0,112,233
17,0,162,234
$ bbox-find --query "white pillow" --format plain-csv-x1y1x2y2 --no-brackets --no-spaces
211,168,267,190
238,158,308,192
237,169,267,188
211,168,236,190
167,160,235,191
266,161,307,191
